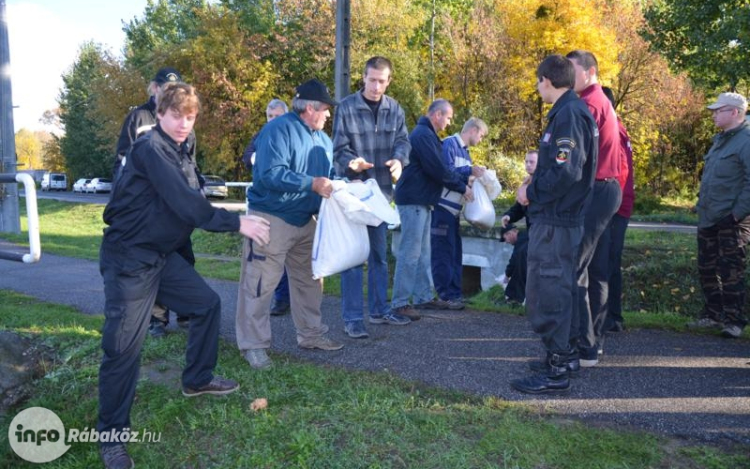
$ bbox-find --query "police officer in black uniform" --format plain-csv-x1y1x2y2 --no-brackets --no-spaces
97,83,270,469
511,54,598,394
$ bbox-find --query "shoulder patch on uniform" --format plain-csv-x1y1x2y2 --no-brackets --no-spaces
555,138,576,148
556,147,571,164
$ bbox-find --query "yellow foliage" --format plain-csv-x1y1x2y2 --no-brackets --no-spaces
499,0,620,100
15,129,43,170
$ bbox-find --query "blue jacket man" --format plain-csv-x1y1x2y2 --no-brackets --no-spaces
236,79,345,371
391,99,471,319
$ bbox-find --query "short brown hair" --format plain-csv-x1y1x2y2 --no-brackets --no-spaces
364,56,393,78
156,82,201,116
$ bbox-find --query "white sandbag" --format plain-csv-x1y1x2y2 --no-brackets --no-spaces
332,181,382,227
464,181,496,230
312,188,370,279
478,169,502,200
346,179,400,226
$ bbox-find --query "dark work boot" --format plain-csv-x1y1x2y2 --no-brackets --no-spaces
528,352,580,377
511,353,571,394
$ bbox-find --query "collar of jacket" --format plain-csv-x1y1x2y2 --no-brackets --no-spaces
353,91,394,111
147,95,157,111
547,89,579,120
154,124,191,156
716,120,750,143
288,110,322,136
416,115,437,135
578,83,603,101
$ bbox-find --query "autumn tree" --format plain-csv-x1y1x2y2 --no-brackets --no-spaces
14,129,43,170
41,135,65,173
347,0,427,125
603,0,711,196
159,7,280,179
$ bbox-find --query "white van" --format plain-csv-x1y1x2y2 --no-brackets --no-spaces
41,172,67,191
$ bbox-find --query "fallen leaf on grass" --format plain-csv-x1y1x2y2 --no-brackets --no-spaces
250,398,268,412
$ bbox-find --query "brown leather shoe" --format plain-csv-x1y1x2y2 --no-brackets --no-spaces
393,305,421,320
414,298,450,310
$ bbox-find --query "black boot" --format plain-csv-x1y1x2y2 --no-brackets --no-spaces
511,353,571,394
528,352,580,377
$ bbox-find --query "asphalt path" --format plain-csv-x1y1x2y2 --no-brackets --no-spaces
0,242,747,447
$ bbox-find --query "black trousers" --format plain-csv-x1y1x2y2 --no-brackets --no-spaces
570,180,621,352
604,214,629,330
97,244,221,441
151,239,197,324
525,223,583,355
505,232,529,303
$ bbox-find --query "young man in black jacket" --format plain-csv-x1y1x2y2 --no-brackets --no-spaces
97,83,270,469
113,67,199,337
511,55,598,394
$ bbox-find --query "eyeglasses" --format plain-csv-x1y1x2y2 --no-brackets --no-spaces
712,107,736,115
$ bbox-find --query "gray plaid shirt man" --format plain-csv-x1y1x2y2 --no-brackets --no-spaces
333,91,410,200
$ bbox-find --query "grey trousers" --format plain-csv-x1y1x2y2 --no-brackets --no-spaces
525,223,583,354
235,211,328,351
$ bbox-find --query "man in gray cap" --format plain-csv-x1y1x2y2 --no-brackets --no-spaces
236,79,344,370
690,92,750,339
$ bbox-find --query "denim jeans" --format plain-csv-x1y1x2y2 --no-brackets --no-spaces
391,205,434,309
341,222,390,322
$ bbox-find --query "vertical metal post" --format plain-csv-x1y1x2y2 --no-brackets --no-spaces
334,0,351,103
0,0,19,234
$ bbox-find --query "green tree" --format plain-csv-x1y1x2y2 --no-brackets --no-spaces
642,0,750,91
123,0,208,69
58,42,113,180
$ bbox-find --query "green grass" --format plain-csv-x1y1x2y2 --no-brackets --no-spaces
1,290,747,469
630,194,698,225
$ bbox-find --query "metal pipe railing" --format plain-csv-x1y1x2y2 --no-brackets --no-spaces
0,173,41,263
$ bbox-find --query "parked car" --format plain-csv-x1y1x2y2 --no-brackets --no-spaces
85,178,112,194
73,178,91,193
202,175,228,199
41,172,67,191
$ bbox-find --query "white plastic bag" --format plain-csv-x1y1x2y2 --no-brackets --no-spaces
464,181,496,230
478,169,502,200
313,181,384,279
346,179,400,226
